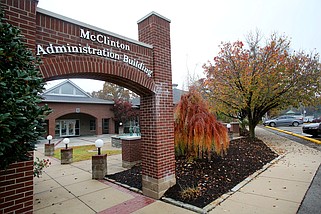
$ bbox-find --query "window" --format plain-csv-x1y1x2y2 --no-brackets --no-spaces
90,120,96,131
48,82,86,97
61,84,73,94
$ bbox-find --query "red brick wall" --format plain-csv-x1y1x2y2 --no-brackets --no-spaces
1,1,37,213
122,139,141,163
2,0,38,49
35,10,155,96
0,159,34,214
138,14,175,180
40,102,116,138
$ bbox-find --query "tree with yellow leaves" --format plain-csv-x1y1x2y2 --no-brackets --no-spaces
203,32,321,139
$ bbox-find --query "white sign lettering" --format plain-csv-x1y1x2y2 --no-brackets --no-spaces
36,29,153,77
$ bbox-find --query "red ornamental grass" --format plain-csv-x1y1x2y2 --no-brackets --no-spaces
174,89,229,159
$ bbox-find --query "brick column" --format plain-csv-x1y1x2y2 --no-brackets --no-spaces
0,158,34,214
96,117,103,135
1,2,38,213
138,12,176,199
48,117,56,138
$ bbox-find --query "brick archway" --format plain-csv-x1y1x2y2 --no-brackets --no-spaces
3,0,175,199
40,55,156,96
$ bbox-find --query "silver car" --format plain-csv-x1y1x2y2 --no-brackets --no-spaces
263,116,303,127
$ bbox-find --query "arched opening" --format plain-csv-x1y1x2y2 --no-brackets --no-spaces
4,0,176,199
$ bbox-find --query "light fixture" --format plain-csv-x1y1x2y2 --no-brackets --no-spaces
95,139,104,155
227,124,231,132
63,138,70,149
47,135,53,144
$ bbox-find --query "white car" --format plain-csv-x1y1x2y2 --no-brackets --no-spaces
263,116,303,127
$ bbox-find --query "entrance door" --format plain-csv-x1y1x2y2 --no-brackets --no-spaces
60,120,76,137
102,118,109,134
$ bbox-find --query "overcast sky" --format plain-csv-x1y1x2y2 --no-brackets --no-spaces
38,0,321,92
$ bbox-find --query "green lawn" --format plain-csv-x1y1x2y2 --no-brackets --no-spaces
53,145,121,162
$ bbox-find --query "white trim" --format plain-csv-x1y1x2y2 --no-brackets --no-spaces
43,100,114,105
43,79,92,98
137,11,171,24
36,7,153,49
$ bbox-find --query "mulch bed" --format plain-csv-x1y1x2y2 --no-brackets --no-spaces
106,136,278,208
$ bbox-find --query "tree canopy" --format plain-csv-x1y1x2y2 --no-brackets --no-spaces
111,99,139,124
203,32,321,138
91,82,135,101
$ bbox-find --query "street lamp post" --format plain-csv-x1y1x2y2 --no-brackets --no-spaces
95,139,104,155
63,138,70,149
47,135,52,144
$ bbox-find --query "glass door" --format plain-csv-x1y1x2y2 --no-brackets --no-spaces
60,120,76,137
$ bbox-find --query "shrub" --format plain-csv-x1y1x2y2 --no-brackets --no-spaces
174,88,229,159
0,10,50,169
33,157,51,177
180,186,201,201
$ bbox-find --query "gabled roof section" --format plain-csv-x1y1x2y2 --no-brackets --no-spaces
42,79,114,105
43,79,92,98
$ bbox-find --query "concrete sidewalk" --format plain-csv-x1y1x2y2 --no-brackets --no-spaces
33,128,321,213
33,136,193,214
209,127,321,214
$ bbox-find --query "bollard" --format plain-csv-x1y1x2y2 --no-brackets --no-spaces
61,148,73,164
92,154,107,179
44,143,55,156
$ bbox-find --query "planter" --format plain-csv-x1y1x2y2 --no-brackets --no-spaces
120,136,141,168
92,154,107,179
111,136,122,148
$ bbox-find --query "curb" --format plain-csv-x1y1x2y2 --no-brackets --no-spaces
162,154,285,214
265,126,321,145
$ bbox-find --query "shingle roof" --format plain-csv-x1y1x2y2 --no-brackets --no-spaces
42,94,114,104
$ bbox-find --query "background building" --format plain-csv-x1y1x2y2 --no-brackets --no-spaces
41,80,186,138
41,80,115,138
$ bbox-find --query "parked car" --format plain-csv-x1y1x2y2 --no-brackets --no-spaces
302,123,321,137
312,117,321,123
263,116,303,127
303,116,314,123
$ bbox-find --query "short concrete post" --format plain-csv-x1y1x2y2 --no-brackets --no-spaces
231,122,240,137
44,144,54,156
228,131,234,141
92,154,107,179
61,148,73,164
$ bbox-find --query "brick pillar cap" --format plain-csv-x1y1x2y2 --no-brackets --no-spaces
92,154,107,159
137,11,171,24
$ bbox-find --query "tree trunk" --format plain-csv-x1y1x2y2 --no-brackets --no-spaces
248,122,256,139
